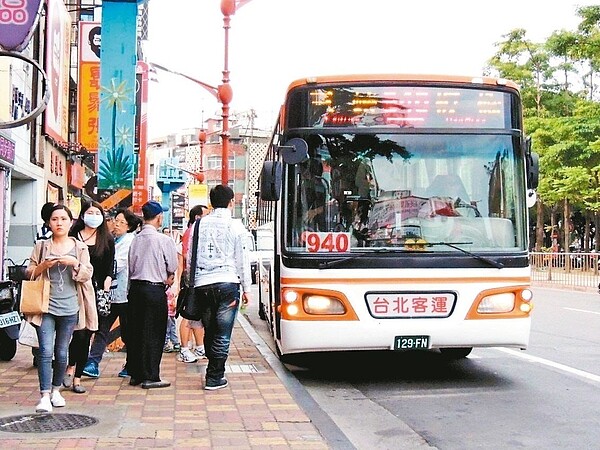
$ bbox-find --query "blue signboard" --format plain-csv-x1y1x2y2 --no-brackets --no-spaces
97,1,137,189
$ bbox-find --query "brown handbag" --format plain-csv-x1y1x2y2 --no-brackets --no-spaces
19,246,50,315
20,276,49,315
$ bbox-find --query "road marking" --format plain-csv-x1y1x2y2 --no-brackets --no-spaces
563,307,600,316
496,348,600,384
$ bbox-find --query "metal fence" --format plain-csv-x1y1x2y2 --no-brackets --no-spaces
530,252,600,290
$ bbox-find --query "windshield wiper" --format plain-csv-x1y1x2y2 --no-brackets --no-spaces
317,248,427,269
430,242,504,269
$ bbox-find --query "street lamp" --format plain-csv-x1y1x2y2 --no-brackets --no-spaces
219,0,235,186
151,0,253,186
197,129,207,183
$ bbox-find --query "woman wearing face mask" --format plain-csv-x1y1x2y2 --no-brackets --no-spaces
63,201,115,393
82,208,141,378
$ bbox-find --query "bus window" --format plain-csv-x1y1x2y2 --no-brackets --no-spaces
284,133,523,252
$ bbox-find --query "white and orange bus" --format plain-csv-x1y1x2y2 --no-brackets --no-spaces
256,74,538,361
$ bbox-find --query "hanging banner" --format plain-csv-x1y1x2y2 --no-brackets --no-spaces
0,0,43,52
77,22,101,151
44,0,71,143
97,1,137,190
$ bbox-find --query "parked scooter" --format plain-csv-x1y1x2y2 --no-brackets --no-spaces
0,280,20,361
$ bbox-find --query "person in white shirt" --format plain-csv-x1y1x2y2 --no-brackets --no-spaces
187,185,251,390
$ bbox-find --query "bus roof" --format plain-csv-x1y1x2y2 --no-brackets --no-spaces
285,74,520,93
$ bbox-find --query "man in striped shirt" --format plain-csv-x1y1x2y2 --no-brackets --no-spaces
127,201,178,389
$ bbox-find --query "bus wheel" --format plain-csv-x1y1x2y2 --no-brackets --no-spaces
439,347,472,360
276,346,296,365
258,299,267,320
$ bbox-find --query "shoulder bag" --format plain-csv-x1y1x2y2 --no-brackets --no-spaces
176,218,203,320
20,245,49,315
18,320,39,347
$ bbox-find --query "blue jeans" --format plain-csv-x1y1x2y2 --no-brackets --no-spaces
35,313,78,393
196,282,240,382
164,316,179,346
88,302,129,366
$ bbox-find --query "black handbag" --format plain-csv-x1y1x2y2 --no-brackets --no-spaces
96,289,111,317
177,218,202,320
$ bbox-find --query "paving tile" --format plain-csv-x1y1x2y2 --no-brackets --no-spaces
0,321,329,449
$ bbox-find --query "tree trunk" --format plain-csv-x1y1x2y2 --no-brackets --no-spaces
535,199,544,251
563,198,570,251
596,212,600,252
584,213,591,252
564,198,570,271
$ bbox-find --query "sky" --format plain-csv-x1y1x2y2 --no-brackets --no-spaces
144,0,600,139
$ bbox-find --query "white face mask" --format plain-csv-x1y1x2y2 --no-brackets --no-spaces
83,214,104,229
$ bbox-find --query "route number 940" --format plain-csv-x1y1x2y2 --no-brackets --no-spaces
304,232,351,253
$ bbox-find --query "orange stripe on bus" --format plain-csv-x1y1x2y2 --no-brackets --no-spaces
281,277,530,285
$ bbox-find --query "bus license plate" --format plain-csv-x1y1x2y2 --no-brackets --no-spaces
0,311,20,329
394,335,429,350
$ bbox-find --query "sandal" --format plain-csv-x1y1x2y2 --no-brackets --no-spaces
62,373,73,388
72,384,86,394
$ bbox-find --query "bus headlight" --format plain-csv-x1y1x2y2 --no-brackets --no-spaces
303,295,346,315
477,292,515,313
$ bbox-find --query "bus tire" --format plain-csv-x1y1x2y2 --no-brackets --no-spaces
258,300,267,320
275,346,295,365
439,347,473,359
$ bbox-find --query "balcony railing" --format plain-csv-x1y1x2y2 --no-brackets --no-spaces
530,252,600,290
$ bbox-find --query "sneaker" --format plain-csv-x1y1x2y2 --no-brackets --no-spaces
177,348,198,363
204,377,228,390
82,361,99,378
163,344,174,353
35,396,52,413
50,390,66,407
193,347,207,359
173,343,181,352
118,366,129,378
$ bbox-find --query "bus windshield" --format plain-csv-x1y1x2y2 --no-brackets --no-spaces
284,132,527,254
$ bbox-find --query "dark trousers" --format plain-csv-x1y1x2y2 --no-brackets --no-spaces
88,302,129,367
127,282,167,382
68,329,93,378
196,282,240,383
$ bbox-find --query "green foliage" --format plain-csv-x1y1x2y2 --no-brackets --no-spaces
486,7,600,248
98,146,133,190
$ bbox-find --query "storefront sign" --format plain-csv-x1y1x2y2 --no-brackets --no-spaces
77,22,101,151
0,0,43,52
69,160,85,189
0,134,15,165
44,0,71,142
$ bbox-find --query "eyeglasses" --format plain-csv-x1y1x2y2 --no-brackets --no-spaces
114,219,128,226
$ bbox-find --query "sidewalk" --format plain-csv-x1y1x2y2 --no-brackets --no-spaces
0,319,329,449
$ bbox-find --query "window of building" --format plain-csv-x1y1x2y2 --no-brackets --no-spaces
207,155,234,170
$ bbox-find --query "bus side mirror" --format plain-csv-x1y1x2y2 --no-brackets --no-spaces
277,138,308,164
260,161,282,201
527,152,539,189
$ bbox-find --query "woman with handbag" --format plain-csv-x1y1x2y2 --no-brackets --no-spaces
63,201,115,393
83,207,141,378
25,204,97,413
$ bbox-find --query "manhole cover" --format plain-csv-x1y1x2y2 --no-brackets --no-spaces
0,413,98,433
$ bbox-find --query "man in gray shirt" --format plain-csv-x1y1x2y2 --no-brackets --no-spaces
127,201,178,389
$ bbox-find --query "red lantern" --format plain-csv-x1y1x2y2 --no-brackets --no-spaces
220,0,236,16
217,83,233,104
